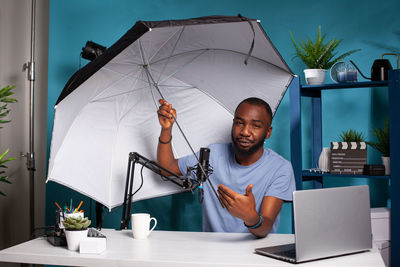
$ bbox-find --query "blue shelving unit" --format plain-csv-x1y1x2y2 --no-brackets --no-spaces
289,69,399,266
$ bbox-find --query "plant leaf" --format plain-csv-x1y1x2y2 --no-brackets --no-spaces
289,26,360,69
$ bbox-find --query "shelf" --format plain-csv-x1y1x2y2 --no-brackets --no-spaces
290,70,400,266
300,80,389,97
302,170,390,180
301,80,388,90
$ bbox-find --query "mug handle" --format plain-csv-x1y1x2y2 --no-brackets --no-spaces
149,217,157,234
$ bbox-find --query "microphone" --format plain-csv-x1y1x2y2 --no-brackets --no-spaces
197,148,210,183
197,148,211,203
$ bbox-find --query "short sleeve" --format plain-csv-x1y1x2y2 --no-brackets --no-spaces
178,152,199,179
265,161,296,201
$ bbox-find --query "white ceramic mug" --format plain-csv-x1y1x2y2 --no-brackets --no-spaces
131,213,157,239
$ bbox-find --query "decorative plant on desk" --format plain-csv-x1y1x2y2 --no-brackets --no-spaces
0,85,17,196
63,216,91,251
290,26,360,85
368,120,390,175
63,216,91,230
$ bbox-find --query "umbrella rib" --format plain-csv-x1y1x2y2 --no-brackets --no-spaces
151,48,290,74
155,26,185,85
91,80,149,103
106,61,142,67
101,66,150,84
90,68,148,102
148,27,184,63
155,49,209,85
157,85,195,89
138,39,150,66
137,29,195,93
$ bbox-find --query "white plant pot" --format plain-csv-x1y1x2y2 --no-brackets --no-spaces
304,69,326,85
65,229,88,251
381,156,390,175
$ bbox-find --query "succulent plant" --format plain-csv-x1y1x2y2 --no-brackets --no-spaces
63,216,91,230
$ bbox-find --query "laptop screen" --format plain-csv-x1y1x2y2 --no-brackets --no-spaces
293,185,372,262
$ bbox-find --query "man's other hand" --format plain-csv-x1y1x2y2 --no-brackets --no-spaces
217,184,258,223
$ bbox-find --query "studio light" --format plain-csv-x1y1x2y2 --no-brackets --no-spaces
81,41,106,61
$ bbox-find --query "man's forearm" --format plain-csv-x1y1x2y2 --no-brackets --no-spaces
248,196,283,238
248,216,274,238
157,128,181,175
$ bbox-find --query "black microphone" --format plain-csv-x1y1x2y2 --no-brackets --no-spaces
197,148,210,203
197,148,210,183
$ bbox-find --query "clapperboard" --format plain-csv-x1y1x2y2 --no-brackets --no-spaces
330,142,367,174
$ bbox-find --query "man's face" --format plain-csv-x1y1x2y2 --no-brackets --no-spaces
231,102,272,157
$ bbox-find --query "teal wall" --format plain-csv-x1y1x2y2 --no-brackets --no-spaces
46,0,400,233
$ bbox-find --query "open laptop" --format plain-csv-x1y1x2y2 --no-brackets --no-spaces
255,185,372,263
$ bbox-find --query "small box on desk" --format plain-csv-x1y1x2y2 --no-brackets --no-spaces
330,142,367,174
79,228,107,254
80,237,106,254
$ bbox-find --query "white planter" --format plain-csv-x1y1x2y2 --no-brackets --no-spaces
304,69,326,85
381,156,390,175
65,229,88,251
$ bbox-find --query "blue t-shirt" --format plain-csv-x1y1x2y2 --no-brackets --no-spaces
178,143,296,233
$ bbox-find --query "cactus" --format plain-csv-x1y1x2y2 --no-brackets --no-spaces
63,216,91,230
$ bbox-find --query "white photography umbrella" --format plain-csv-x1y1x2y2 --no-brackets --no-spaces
47,15,294,210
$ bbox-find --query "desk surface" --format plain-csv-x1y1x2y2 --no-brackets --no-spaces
0,229,384,267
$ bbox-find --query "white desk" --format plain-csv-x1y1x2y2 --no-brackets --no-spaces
0,229,385,267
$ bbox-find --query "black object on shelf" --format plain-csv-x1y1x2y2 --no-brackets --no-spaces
363,164,385,176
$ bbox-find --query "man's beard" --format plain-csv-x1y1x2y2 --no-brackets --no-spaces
231,130,266,157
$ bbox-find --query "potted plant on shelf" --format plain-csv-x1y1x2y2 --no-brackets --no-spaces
0,85,17,196
339,129,366,142
290,26,360,85
63,215,91,251
368,121,390,175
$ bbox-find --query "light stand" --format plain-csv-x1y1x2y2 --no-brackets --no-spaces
22,0,37,239
119,152,198,230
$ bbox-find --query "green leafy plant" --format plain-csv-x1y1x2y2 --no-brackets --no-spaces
368,120,390,157
63,216,91,230
339,129,366,142
0,85,17,196
290,26,360,69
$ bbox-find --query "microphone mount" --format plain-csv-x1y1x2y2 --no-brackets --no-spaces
119,152,198,230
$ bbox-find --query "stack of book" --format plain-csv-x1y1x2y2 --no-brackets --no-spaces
330,142,367,175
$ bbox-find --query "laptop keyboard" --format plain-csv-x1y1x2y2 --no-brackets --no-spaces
255,243,297,263
274,248,296,259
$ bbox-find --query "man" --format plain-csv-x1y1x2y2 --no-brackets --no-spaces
157,97,295,237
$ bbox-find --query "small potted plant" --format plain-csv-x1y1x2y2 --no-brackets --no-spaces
368,121,390,175
290,26,360,85
63,215,91,251
339,129,366,142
